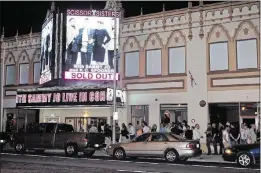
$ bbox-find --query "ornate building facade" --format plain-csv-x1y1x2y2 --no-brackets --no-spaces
120,1,260,135
0,2,260,144
0,30,42,132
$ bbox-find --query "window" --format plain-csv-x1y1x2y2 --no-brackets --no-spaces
146,49,162,75
135,133,150,142
236,39,258,69
19,63,29,84
33,62,41,83
45,123,55,133
57,124,74,132
150,134,168,142
6,65,16,85
28,123,46,133
125,52,139,77
209,42,228,71
131,105,149,131
169,47,186,74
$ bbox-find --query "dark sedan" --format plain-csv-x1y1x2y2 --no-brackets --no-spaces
223,143,260,167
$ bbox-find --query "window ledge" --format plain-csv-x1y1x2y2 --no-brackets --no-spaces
167,73,187,77
207,70,230,75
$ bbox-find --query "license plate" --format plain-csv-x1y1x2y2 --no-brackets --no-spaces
196,144,199,148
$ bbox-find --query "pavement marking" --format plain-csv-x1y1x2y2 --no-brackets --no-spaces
148,163,159,165
117,170,160,173
1,153,260,171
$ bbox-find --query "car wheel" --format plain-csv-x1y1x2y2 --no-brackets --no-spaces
178,157,189,162
113,148,126,160
237,152,253,167
35,150,45,154
14,142,25,154
65,144,78,157
83,150,95,157
165,149,179,163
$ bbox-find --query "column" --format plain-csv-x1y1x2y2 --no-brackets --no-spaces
186,29,208,147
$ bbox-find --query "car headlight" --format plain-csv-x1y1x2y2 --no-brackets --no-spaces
0,140,5,143
108,145,112,149
225,149,233,154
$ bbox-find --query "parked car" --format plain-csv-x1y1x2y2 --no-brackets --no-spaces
13,123,106,157
107,132,202,162
223,143,260,167
0,132,10,152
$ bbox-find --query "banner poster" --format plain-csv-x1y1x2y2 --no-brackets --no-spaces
64,9,120,82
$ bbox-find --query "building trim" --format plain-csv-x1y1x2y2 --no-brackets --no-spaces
210,75,260,87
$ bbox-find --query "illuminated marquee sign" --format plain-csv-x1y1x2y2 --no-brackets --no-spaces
64,9,120,82
16,88,125,107
16,89,107,107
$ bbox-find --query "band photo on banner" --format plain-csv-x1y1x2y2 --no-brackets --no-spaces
65,9,120,81
40,18,53,84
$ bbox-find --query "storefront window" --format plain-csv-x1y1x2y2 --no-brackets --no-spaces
130,105,149,130
160,104,188,125
65,117,107,132
209,102,260,129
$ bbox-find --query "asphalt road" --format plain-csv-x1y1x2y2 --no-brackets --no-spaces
0,153,259,173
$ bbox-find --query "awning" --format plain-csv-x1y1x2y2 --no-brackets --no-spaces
16,85,126,108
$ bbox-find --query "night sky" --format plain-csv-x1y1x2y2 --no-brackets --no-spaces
0,1,217,37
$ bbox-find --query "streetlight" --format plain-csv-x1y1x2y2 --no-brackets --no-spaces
112,0,118,144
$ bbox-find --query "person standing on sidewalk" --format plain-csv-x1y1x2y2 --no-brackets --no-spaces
229,124,240,146
223,125,231,148
240,123,247,144
205,123,212,155
121,123,129,143
193,124,202,141
128,123,136,140
218,122,225,154
212,123,219,155
247,124,257,144
141,121,150,133
151,124,157,132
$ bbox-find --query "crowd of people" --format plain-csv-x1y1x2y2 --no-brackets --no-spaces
86,120,260,154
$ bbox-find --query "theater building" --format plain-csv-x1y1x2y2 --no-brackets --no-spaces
0,2,127,133
120,1,260,137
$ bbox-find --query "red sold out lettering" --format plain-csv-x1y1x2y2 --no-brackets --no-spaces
96,73,101,79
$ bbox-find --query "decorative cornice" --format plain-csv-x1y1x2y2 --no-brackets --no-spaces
233,20,260,40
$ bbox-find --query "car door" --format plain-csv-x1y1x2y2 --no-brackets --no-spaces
147,133,169,156
42,123,56,148
54,124,74,149
26,123,46,149
124,133,150,156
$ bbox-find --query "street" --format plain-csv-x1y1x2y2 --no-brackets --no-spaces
0,152,259,173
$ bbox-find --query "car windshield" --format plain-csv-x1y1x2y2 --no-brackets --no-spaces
169,133,186,140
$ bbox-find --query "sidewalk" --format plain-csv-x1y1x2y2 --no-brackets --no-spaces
2,144,228,163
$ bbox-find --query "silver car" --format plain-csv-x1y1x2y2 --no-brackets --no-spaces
107,132,202,162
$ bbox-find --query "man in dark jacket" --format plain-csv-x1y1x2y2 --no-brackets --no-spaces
78,18,94,66
93,21,111,63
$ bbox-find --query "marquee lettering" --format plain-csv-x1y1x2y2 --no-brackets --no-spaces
89,91,94,102
16,90,116,106
53,93,61,102
100,91,106,101
27,94,52,103
62,93,78,103
79,92,88,102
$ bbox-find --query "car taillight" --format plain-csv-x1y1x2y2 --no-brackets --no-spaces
82,138,88,142
186,143,194,149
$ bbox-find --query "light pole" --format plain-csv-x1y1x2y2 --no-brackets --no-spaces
0,29,4,132
112,0,118,144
